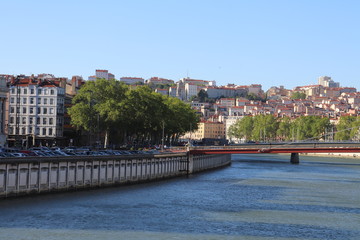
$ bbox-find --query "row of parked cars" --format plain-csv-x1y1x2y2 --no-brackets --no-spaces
0,146,162,158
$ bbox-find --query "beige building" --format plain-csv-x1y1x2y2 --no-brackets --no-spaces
191,121,226,140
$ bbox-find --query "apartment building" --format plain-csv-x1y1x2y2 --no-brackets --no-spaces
7,77,65,147
191,121,226,140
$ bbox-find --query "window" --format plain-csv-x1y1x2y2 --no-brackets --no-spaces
44,89,48,95
30,98,34,104
44,98,48,104
11,88,15,94
43,118,47,124
22,127,26,135
23,98,27,104
10,107,14,113
38,89,42,95
10,117,14,124
49,128,53,135
49,108,54,114
23,107,26,114
50,89,54,95
38,98,41,104
22,117,26,124
29,117,33,124
50,98,54,105
43,108,47,114
10,97,14,103
42,128,46,135
30,107,34,114
29,127,33,133
49,118,53,125
23,89,27,94
30,88,34,94
37,107,41,114
37,117,40,124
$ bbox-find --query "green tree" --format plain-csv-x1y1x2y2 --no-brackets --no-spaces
334,116,360,141
292,116,330,141
228,116,254,141
164,96,199,144
122,86,166,144
251,115,278,141
197,89,208,102
122,86,199,146
291,92,306,99
68,79,128,147
277,116,292,141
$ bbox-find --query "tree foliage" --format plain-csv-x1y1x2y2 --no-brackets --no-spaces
334,116,360,141
229,115,331,142
291,92,307,100
69,79,199,147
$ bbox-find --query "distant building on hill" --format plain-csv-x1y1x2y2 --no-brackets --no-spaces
147,77,174,85
88,69,115,80
318,76,340,88
120,77,144,85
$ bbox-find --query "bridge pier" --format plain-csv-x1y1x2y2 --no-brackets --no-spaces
290,153,299,164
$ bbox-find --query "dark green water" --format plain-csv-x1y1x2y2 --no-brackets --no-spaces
0,154,359,240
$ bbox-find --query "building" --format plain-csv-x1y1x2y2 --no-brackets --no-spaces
88,69,115,80
175,77,216,100
205,86,248,99
120,77,144,85
185,83,201,100
179,77,216,87
318,76,340,88
7,76,65,148
155,88,168,96
190,121,226,140
147,77,174,85
96,70,109,80
267,85,290,99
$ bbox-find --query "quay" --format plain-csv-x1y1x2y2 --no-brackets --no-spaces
0,153,231,198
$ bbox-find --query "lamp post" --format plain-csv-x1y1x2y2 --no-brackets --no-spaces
161,121,165,152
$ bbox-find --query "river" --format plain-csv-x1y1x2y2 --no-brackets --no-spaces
0,154,359,240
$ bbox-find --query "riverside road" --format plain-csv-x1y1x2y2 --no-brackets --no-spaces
0,153,359,240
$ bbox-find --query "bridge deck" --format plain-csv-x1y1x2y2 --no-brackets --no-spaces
189,147,360,155
187,143,360,155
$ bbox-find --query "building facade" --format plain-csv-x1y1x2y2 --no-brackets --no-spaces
7,77,65,148
120,77,144,85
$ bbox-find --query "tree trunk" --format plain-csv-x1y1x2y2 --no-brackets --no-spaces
104,129,109,149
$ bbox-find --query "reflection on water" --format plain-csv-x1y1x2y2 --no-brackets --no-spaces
0,154,359,240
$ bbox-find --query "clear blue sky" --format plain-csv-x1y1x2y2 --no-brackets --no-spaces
1,0,359,91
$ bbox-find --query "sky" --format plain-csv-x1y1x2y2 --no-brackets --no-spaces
1,0,359,91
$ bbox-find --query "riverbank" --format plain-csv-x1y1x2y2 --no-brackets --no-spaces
300,152,360,159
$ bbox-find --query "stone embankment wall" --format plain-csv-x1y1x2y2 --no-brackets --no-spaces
0,153,231,198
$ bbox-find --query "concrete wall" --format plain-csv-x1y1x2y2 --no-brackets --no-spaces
0,153,231,198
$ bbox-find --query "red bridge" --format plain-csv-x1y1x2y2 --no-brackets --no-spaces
186,142,360,164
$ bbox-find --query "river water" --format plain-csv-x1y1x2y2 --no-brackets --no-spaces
0,154,359,240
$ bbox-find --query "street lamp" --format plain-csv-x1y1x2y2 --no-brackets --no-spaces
161,121,165,152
